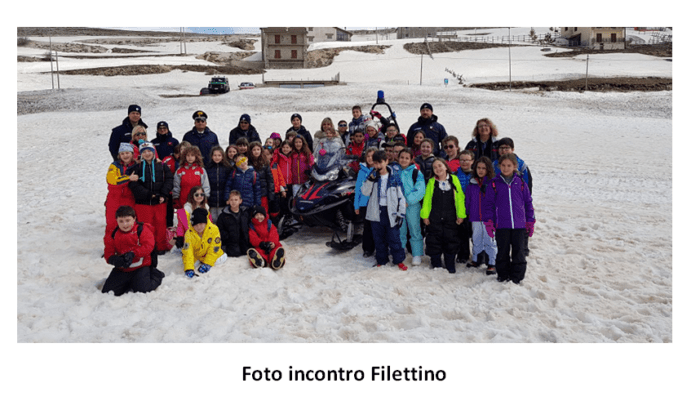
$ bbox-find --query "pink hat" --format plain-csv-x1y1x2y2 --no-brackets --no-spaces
270,132,281,140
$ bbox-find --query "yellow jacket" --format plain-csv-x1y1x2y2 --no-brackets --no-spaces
182,220,224,272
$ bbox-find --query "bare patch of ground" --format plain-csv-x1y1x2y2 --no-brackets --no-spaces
224,39,256,50
307,45,391,68
404,41,514,55
470,77,672,92
196,51,258,66
53,64,264,76
544,44,672,58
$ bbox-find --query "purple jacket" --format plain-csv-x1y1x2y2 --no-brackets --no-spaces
492,173,535,229
464,176,494,223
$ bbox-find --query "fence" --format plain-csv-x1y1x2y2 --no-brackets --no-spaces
427,32,560,44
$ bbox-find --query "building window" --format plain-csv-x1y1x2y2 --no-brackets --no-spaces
291,50,297,59
291,35,297,44
611,33,617,42
309,37,314,42
309,27,313,31
574,27,578,32
596,33,602,42
326,34,333,39
274,50,281,59
275,35,280,44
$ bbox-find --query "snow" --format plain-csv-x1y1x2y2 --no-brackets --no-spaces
12,23,692,400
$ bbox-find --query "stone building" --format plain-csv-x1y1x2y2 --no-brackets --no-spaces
559,27,626,50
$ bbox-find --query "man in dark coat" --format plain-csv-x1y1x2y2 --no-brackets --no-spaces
151,121,179,160
406,103,448,156
109,104,147,160
285,113,313,150
228,113,261,145
182,110,220,166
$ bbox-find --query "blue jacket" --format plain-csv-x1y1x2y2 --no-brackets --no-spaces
225,166,261,208
493,154,532,194
182,127,220,166
407,115,447,156
354,163,372,209
399,164,425,207
109,117,147,160
206,161,233,208
151,131,179,160
456,168,472,212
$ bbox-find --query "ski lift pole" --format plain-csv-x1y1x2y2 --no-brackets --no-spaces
49,36,54,90
585,55,589,91
55,50,61,89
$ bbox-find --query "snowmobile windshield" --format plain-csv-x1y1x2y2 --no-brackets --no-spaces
312,150,344,181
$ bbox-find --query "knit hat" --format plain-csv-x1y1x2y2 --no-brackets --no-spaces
291,113,302,122
252,205,266,219
420,103,433,112
118,142,134,154
157,121,169,129
139,142,155,154
192,110,208,120
270,132,281,140
235,156,248,167
128,104,141,114
190,208,209,226
239,114,251,124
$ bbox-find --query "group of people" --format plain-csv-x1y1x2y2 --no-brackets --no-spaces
102,102,535,296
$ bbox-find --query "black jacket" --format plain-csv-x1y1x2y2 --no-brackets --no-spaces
229,124,261,145
182,127,220,166
109,117,147,160
414,154,436,183
216,205,251,257
151,131,180,160
286,125,313,150
407,115,447,156
206,162,233,208
128,160,174,205
465,136,499,164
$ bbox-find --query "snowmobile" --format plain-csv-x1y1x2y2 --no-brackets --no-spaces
285,149,362,250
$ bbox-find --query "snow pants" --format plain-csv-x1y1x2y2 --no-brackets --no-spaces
456,217,472,261
495,228,528,283
370,206,405,265
358,207,375,254
102,266,164,296
134,203,170,252
400,203,424,256
472,221,497,265
429,253,457,273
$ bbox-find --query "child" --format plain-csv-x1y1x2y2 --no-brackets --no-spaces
206,146,232,223
128,142,173,254
103,205,164,296
235,137,250,157
464,156,498,274
354,147,378,258
173,146,210,210
414,138,437,183
216,190,251,258
441,136,461,172
105,143,137,238
411,130,425,158
365,121,383,149
286,113,313,151
273,140,294,198
162,142,189,228
348,105,366,140
248,141,276,214
492,153,535,284
289,135,314,193
265,147,287,220
182,208,227,278
492,137,532,194
175,186,212,249
420,158,466,274
361,150,407,271
225,155,261,209
397,149,426,266
247,205,286,270
270,132,282,149
455,150,475,264
346,129,366,173
383,122,406,147
224,144,238,166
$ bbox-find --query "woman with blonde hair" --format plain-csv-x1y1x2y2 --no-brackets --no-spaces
465,118,500,162
313,117,337,150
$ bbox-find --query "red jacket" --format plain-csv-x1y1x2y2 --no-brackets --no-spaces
249,218,281,251
106,160,136,210
174,163,208,208
289,151,314,185
272,149,292,185
346,141,365,173
104,222,155,272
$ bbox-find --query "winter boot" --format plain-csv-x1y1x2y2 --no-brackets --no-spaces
270,248,285,270
248,248,266,268
486,265,496,275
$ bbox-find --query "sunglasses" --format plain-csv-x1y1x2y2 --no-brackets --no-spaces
194,193,204,197
338,124,347,127
446,144,456,149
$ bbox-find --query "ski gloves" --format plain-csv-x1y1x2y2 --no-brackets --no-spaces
107,252,135,268
185,263,211,278
485,221,496,238
526,220,536,237
260,241,275,253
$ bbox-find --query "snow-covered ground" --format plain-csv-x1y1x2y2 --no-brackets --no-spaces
13,24,689,400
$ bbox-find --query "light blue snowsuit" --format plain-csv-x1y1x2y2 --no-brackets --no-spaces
399,164,426,256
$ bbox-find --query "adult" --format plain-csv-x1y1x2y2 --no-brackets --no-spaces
228,113,261,145
337,120,350,147
313,117,337,151
151,121,179,160
406,103,448,156
182,110,220,166
109,104,148,160
314,122,344,160
465,118,500,163
286,113,313,151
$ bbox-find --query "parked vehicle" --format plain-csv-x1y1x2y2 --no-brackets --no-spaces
208,76,230,93
239,82,255,90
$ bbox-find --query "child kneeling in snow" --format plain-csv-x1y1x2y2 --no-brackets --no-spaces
247,205,285,270
103,206,164,296
182,208,227,278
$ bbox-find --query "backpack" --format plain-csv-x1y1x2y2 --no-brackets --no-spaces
111,222,158,268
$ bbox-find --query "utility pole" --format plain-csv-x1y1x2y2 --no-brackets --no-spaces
508,27,512,92
54,50,60,89
585,55,589,91
420,54,423,86
376,27,378,44
49,36,54,89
